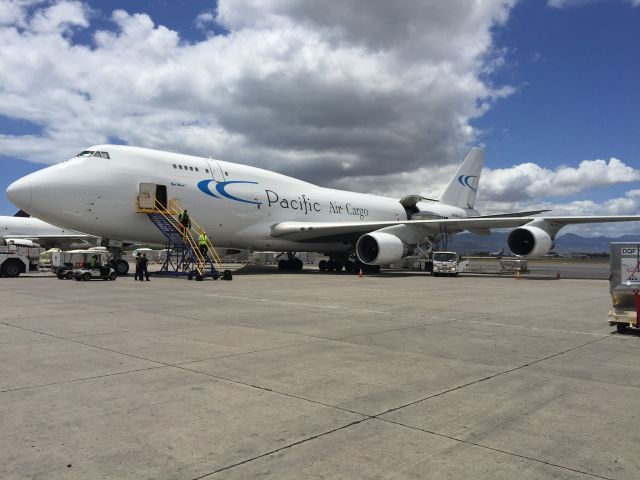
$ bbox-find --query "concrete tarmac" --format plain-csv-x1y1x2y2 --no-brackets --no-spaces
1,268,638,479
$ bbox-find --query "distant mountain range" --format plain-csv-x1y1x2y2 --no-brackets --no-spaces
447,232,640,254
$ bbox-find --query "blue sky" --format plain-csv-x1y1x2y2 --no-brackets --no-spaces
476,0,640,198
0,0,639,235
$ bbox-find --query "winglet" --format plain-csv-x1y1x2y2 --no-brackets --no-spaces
439,147,485,209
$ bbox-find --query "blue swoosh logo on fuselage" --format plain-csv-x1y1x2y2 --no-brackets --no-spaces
197,179,262,205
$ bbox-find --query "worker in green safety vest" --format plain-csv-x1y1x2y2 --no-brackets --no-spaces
178,209,191,237
198,230,208,256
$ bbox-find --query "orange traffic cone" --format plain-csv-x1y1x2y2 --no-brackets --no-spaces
358,268,364,278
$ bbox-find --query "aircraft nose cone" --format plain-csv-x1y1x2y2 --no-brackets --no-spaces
6,177,32,211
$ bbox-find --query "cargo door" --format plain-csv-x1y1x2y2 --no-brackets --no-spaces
138,182,155,209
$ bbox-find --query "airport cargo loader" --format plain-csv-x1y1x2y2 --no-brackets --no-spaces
608,243,640,333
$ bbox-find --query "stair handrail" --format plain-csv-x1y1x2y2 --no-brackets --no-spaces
153,199,206,276
166,199,223,272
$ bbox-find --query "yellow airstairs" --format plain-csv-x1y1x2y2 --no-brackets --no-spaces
137,198,228,281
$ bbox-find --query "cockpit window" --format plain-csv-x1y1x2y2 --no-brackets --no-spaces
77,150,110,159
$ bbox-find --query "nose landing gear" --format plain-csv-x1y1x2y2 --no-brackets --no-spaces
277,252,304,272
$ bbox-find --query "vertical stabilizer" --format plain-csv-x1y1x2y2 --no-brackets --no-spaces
439,147,485,209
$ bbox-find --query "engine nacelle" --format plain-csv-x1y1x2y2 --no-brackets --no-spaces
356,232,409,265
507,226,553,257
6,238,38,247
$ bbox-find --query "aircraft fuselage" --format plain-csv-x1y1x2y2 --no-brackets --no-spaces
6,145,474,252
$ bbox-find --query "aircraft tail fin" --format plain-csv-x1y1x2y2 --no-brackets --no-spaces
439,147,485,209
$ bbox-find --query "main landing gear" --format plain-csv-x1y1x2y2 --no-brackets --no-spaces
277,253,304,272
101,240,130,276
318,255,380,274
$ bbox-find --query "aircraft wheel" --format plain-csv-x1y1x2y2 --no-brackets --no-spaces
327,260,336,272
318,260,327,272
66,271,74,279
109,272,117,281
82,272,91,281
74,275,82,281
616,324,628,334
278,259,287,271
113,260,129,276
293,258,303,271
223,270,233,281
334,262,343,272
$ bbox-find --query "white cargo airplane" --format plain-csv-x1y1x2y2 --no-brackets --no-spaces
0,211,98,249
6,145,640,273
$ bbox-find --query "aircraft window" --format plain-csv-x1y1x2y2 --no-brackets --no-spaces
179,165,183,169
195,167,199,172
173,164,177,169
205,169,209,173
183,165,188,170
92,151,102,157
189,166,194,171
101,152,110,159
77,150,94,157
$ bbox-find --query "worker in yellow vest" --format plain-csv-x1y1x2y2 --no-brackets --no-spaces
198,230,208,256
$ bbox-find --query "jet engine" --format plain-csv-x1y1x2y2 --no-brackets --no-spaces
356,232,409,265
507,226,553,257
6,238,38,247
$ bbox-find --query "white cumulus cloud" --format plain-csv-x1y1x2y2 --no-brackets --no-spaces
0,0,515,185
480,158,640,202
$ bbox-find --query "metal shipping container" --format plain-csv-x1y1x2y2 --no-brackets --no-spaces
608,242,640,332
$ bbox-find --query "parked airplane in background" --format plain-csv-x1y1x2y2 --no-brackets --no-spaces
0,210,98,249
6,144,640,273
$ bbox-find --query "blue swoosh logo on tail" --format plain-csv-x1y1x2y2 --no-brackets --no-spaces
457,175,478,191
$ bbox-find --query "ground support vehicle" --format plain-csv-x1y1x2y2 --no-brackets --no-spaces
52,249,117,280
431,251,469,276
73,265,117,281
608,243,640,333
0,245,40,277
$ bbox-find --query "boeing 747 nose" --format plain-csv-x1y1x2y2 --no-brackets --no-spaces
6,177,32,212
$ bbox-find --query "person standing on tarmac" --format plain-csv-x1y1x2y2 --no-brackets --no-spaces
178,209,191,237
134,252,142,280
198,230,208,257
140,253,150,281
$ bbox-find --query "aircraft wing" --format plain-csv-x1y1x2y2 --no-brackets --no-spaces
270,215,640,243
2,234,97,249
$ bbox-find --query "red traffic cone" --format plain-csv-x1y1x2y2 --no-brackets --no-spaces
358,268,364,278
